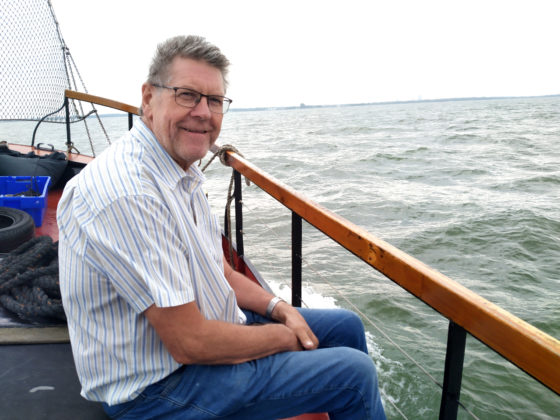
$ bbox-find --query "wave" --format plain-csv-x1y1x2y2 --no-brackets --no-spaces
493,173,560,192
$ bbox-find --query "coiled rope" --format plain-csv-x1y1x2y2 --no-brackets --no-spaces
0,236,65,323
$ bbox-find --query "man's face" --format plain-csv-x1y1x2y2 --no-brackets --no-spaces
141,57,225,170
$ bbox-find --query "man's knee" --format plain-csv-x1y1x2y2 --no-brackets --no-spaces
321,346,378,393
341,346,377,378
331,309,368,352
338,309,366,333
298,307,368,352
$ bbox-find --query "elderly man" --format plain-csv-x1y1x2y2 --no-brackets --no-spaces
58,35,386,419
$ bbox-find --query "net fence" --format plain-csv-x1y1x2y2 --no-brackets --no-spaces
1,0,91,122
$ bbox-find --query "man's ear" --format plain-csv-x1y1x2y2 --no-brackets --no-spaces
141,83,154,119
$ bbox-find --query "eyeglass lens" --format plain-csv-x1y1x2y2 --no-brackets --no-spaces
175,88,231,114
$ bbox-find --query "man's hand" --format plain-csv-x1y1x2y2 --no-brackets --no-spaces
270,301,319,350
145,302,303,365
222,257,319,351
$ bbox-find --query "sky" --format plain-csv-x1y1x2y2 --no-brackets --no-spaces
50,0,560,110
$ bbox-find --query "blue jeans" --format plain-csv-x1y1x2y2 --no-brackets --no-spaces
103,308,386,419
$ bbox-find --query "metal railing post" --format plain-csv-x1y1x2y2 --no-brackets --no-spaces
65,96,71,147
439,321,467,420
291,212,302,307
128,112,134,130
233,170,244,261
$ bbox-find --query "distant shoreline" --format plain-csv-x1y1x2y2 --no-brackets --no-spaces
232,93,560,112
95,93,560,117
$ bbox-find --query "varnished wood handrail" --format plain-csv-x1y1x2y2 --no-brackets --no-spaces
226,151,560,395
65,90,140,115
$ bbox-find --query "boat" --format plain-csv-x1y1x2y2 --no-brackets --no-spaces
2,87,560,419
0,88,331,419
1,2,559,419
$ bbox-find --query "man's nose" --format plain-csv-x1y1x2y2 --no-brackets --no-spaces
190,96,212,117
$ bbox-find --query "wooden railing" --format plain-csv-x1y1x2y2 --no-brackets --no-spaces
65,90,139,115
64,90,139,144
64,89,560,418
225,152,560,393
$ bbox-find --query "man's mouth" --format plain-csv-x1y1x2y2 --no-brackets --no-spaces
183,128,208,134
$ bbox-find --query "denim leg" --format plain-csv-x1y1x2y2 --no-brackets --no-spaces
104,308,386,419
213,346,386,420
241,307,385,419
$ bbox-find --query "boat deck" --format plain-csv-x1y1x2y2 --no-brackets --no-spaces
0,343,108,419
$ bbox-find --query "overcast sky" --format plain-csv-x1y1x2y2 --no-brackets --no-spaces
51,0,560,109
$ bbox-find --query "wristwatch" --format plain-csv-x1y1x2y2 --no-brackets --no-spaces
266,296,285,319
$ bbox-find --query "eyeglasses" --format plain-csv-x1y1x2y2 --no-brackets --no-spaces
152,84,233,114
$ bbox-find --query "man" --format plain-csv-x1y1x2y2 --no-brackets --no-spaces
58,35,386,419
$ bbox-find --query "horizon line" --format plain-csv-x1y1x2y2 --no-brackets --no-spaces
230,93,560,112
91,93,560,116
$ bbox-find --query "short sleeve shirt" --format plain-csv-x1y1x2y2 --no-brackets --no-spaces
57,119,245,405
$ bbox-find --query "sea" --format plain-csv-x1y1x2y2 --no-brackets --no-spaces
2,95,559,419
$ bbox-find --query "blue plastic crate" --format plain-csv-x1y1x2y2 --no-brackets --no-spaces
0,176,51,227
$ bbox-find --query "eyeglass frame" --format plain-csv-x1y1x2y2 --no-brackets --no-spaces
151,83,233,114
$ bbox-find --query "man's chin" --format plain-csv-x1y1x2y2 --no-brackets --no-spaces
189,144,213,164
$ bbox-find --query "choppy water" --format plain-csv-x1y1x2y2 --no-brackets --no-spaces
2,95,559,419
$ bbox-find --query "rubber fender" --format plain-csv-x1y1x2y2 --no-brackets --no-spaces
0,207,35,253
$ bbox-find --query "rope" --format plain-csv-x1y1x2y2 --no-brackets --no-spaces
50,0,110,153
224,174,236,266
201,144,244,172
0,236,65,323
201,144,249,269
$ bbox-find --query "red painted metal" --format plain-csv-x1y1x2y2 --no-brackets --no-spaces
282,414,329,420
35,188,62,241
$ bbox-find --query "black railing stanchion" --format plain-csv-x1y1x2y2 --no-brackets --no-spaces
65,96,71,148
128,112,134,130
233,170,244,262
439,321,467,420
291,212,303,307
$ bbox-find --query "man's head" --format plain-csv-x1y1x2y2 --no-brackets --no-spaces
146,35,230,90
141,36,231,171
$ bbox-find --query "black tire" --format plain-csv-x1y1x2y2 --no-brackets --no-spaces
0,207,35,253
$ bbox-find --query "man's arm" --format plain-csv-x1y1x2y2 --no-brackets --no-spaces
144,301,301,365
223,257,318,351
144,258,319,366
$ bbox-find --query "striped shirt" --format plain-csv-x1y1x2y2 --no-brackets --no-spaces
57,120,245,405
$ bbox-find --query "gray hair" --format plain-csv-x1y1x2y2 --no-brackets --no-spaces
147,35,230,89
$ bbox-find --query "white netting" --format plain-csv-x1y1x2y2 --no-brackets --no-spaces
1,0,87,122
